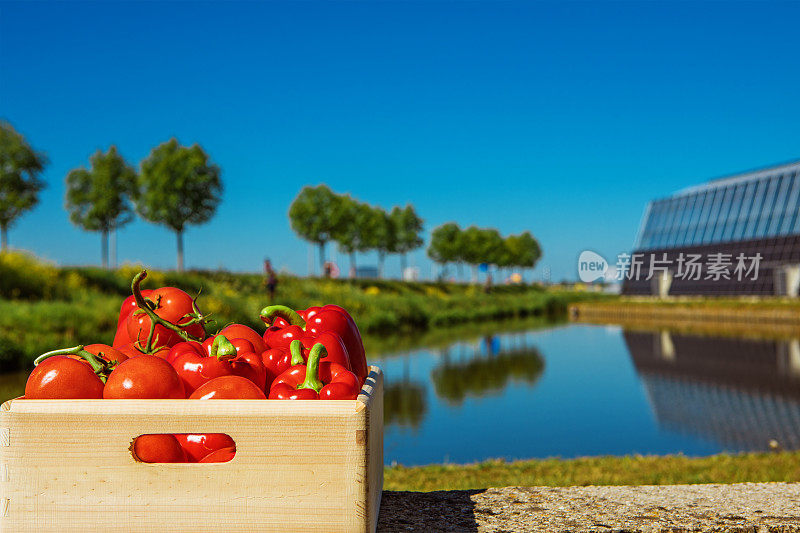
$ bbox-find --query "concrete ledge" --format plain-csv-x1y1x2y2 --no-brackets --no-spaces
378,483,800,532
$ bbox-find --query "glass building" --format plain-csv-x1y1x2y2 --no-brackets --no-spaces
624,160,800,295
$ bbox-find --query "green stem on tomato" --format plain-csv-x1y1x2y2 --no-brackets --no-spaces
259,305,306,328
131,270,205,347
297,343,327,393
210,335,237,360
289,339,305,366
33,345,113,382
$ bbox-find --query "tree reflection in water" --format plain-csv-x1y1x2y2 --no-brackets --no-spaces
431,335,545,405
383,358,427,430
384,383,426,429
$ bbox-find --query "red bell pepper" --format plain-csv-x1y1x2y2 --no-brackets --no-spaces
260,339,304,387
260,306,353,373
269,343,361,400
171,335,267,394
262,305,367,383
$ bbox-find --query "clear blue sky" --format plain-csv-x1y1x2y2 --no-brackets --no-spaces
2,1,800,281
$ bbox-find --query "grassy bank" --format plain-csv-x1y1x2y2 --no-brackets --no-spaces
384,452,800,491
0,251,603,370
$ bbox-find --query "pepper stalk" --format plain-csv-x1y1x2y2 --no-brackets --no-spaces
297,343,327,393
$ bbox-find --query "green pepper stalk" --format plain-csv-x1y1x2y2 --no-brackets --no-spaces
209,335,238,361
297,343,328,393
33,345,115,382
289,339,305,366
260,305,306,328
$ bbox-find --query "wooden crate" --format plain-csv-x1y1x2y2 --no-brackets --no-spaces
0,366,383,532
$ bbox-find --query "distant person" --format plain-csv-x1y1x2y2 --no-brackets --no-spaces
263,258,278,301
324,262,332,279
483,273,493,293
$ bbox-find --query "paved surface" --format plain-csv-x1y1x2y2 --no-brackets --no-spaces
378,483,800,532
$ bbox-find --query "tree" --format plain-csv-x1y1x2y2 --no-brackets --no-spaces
506,231,542,282
135,139,222,271
391,205,424,275
368,206,397,278
427,222,461,278
289,184,347,274
65,146,137,268
333,197,373,276
0,121,47,251
458,226,486,282
516,231,542,281
479,228,505,280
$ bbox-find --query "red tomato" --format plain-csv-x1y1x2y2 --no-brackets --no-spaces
25,356,104,399
104,356,186,399
189,376,266,400
84,344,128,364
113,291,153,347
199,446,236,463
175,433,236,462
133,434,187,463
115,343,146,360
219,324,266,354
126,287,204,347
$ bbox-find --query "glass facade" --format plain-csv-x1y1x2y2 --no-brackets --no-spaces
636,163,800,250
624,160,800,296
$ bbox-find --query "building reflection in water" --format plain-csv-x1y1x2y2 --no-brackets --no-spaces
624,330,800,451
431,334,545,405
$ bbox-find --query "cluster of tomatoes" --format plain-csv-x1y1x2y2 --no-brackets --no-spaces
23,270,369,463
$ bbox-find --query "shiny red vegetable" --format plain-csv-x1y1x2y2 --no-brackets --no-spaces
189,375,267,399
175,433,236,462
269,343,360,400
261,305,365,382
133,434,188,463
199,446,236,463
25,356,105,399
104,355,186,399
172,335,266,394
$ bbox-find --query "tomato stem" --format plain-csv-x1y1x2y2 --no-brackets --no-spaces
259,305,306,328
297,343,327,393
33,345,113,382
131,270,206,346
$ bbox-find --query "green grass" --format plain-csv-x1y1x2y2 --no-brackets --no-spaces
384,452,800,491
0,251,605,370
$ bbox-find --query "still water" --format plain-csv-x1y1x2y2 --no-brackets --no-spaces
372,323,800,466
3,322,799,466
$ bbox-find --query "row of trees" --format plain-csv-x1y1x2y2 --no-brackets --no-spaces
0,121,221,270
3,120,542,279
289,185,424,277
428,223,541,281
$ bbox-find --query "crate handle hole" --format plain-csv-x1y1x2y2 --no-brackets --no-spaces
132,433,236,463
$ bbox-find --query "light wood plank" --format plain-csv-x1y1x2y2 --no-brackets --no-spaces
0,366,383,532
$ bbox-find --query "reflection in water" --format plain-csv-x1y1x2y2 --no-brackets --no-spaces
384,383,427,429
384,358,427,429
430,335,544,405
625,330,800,451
